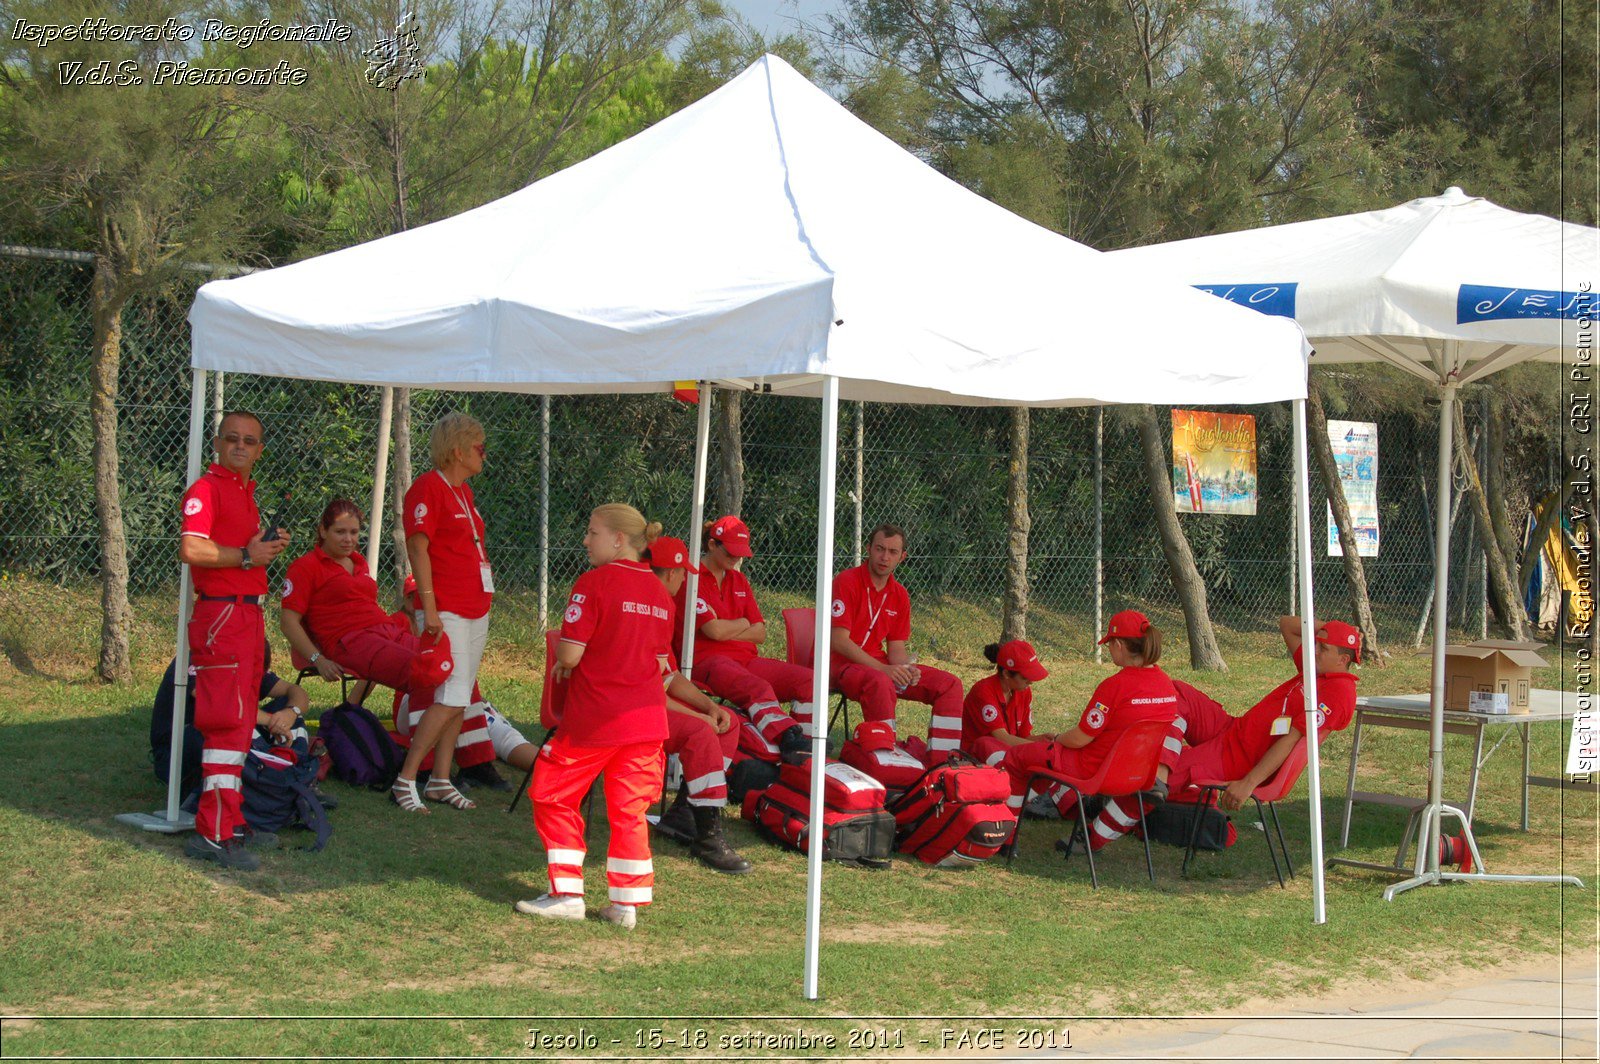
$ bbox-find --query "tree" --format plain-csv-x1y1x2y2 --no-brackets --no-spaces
0,0,286,681
1002,406,1029,642
716,388,744,516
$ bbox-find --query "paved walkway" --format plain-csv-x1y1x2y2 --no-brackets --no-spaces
1053,958,1597,1061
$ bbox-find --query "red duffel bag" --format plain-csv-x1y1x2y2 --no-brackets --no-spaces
888,755,1016,868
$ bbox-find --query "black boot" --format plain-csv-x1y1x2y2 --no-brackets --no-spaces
690,806,753,874
778,724,811,765
653,781,695,843
460,760,512,792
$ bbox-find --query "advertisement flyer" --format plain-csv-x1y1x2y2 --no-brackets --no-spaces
1326,419,1379,556
1171,409,1258,515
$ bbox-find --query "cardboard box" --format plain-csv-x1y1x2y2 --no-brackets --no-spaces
1441,640,1547,713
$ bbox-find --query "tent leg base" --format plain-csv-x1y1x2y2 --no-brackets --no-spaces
115,810,195,833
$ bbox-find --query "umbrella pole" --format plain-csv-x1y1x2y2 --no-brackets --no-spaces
1292,399,1327,923
804,376,840,1001
682,383,713,677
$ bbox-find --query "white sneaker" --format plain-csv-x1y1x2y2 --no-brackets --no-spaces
597,902,637,930
514,893,585,921
1024,793,1062,819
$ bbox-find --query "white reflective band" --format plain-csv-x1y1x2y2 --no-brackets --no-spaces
1107,802,1139,828
609,886,652,903
1163,737,1184,754
461,704,485,721
685,771,726,795
928,736,960,751
1006,795,1024,809
201,749,248,766
688,796,729,808
406,710,426,731
552,877,585,895
790,702,814,721
546,848,586,867
881,717,897,731
929,715,962,732
202,775,242,792
457,727,490,746
1092,819,1122,841
722,757,733,770
606,856,654,876
1173,716,1188,734
986,751,1005,766
750,700,782,716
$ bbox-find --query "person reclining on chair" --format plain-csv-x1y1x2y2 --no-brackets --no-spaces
1084,616,1361,852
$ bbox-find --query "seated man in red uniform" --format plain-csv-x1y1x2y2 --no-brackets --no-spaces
1084,616,1362,852
829,524,964,752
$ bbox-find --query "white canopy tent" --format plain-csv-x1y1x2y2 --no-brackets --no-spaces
1110,187,1596,898
152,54,1318,994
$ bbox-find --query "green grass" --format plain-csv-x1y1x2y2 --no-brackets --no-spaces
0,577,1593,1057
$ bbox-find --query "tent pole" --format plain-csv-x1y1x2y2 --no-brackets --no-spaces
540,395,551,634
212,371,225,434
1094,407,1103,664
682,384,713,676
853,401,864,565
1292,398,1327,923
804,375,840,1001
367,387,395,579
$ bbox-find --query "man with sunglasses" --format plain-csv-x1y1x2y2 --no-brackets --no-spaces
177,410,290,869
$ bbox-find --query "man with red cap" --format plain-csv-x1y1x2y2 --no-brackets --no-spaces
676,515,810,763
829,523,964,752
1085,615,1363,852
177,410,290,870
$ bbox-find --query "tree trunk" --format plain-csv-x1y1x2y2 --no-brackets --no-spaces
1453,401,1529,640
89,255,132,683
1002,406,1030,642
1308,383,1384,664
1485,395,1521,571
717,388,744,516
1520,481,1574,600
390,387,413,582
1133,406,1226,670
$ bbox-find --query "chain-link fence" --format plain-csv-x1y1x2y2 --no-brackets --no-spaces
2,250,1527,665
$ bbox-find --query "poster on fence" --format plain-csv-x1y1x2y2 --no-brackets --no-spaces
1170,409,1258,515
1326,419,1379,556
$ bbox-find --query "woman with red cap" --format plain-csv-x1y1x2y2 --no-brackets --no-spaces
998,610,1180,827
677,515,811,762
519,504,674,930
279,498,466,814
961,638,1050,766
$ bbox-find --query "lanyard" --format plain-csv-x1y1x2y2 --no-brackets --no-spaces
863,583,889,638
438,470,487,562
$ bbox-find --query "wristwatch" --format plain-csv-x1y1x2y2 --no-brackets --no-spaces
240,550,254,571
309,652,321,666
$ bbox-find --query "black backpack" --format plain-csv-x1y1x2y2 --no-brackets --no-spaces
241,729,333,851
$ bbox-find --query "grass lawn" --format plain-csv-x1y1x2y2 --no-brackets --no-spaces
0,578,1593,1057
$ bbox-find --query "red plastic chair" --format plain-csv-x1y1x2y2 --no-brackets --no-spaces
1007,717,1173,889
1184,736,1308,888
781,607,851,737
508,631,565,815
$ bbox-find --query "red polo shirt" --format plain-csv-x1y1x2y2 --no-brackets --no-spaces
403,470,491,620
961,673,1034,749
280,547,397,655
1075,665,1180,778
558,559,671,747
180,463,266,597
1217,647,1357,778
678,567,763,664
829,564,911,663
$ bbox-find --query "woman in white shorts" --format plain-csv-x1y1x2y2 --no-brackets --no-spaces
395,412,494,813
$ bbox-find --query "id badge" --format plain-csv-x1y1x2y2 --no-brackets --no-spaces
1270,715,1292,736
479,561,496,593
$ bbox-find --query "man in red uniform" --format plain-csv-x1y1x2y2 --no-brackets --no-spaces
1086,616,1362,851
829,524,964,751
177,411,289,869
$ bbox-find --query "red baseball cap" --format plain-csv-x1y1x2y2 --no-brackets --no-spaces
1098,609,1152,645
996,639,1049,682
709,515,753,557
645,536,705,574
1316,620,1362,664
853,719,896,752
410,630,455,689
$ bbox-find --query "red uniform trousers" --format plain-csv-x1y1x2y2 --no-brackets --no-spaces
665,711,740,808
531,734,664,906
1178,696,1234,748
188,599,266,843
829,661,963,746
967,735,1012,767
1089,730,1223,849
332,623,421,695
692,655,809,743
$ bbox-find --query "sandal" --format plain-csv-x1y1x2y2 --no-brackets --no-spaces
424,777,476,810
390,777,430,814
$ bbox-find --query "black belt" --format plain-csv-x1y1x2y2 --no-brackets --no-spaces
198,593,265,606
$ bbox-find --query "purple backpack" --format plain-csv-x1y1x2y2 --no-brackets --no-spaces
319,702,405,789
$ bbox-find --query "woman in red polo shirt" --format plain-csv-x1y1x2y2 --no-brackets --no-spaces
518,504,673,931
279,497,467,815
998,610,1180,838
960,638,1049,766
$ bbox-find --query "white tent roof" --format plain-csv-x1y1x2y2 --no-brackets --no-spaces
1108,187,1599,385
190,55,1308,407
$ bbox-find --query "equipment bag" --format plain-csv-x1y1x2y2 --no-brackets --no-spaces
840,737,928,796
319,701,405,789
241,729,333,851
1145,799,1235,852
887,756,1017,867
736,718,781,764
747,760,894,868
728,757,780,803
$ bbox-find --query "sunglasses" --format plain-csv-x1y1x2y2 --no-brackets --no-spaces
219,433,261,447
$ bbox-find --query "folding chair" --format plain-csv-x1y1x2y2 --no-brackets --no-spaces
1184,736,1308,888
1006,717,1172,889
781,607,851,738
290,647,368,705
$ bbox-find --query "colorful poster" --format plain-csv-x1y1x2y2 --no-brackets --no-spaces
1326,419,1379,556
1170,410,1258,515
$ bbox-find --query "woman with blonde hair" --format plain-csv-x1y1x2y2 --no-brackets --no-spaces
518,504,674,931
394,412,492,813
